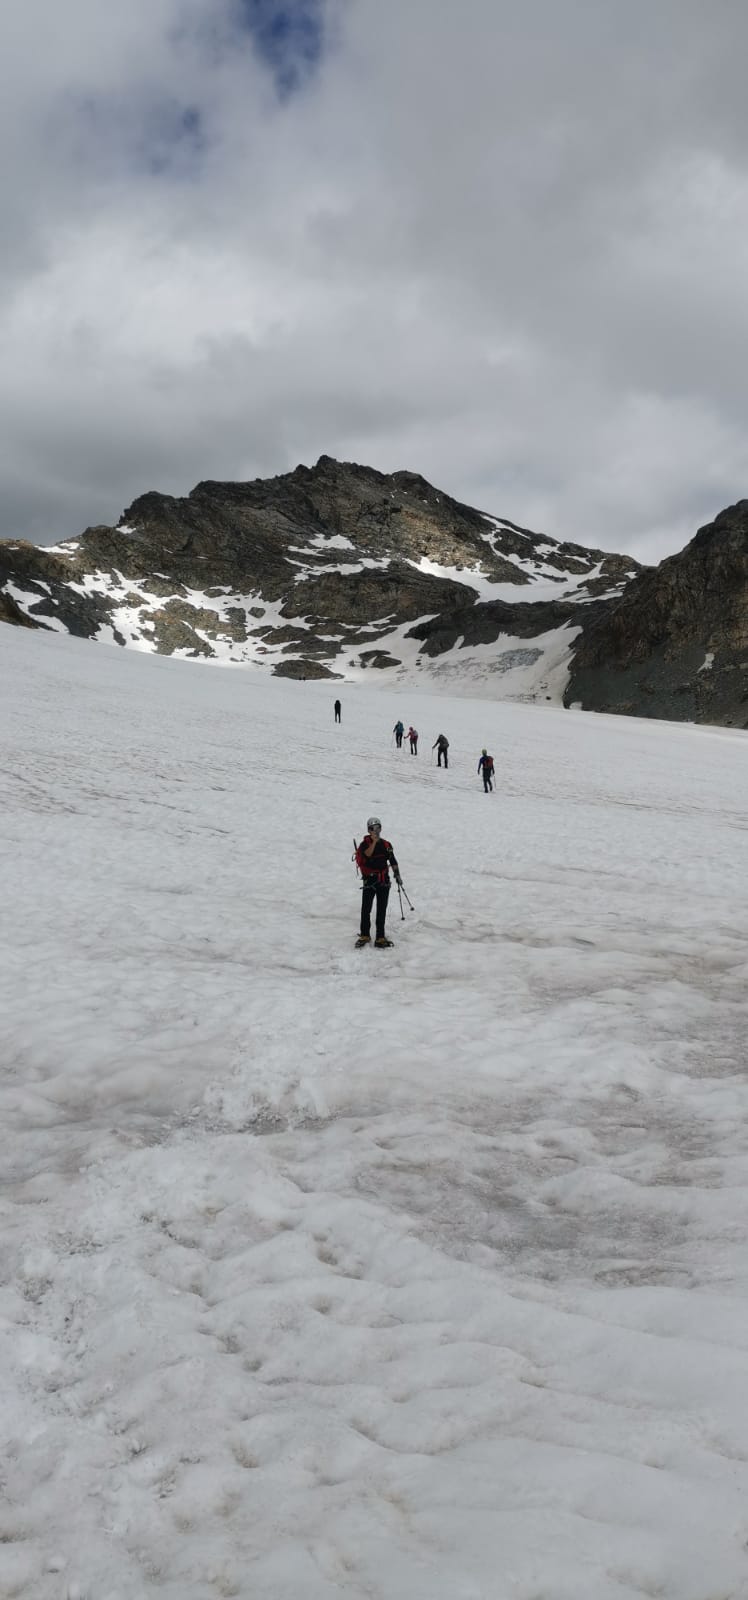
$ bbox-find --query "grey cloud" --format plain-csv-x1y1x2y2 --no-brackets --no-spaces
1,0,748,560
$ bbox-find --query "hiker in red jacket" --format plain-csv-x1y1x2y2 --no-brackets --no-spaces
354,817,401,947
407,726,418,754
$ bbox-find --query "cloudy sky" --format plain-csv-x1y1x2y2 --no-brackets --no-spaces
2,0,748,561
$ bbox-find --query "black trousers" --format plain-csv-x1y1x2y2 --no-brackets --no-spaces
395,733,403,747
361,880,390,939
409,739,418,753
437,748,448,766
335,707,341,722
482,771,493,791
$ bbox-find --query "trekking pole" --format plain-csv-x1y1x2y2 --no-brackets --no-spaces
399,880,415,912
352,838,360,876
396,882,405,921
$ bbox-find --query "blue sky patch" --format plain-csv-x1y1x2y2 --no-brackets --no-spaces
62,93,208,183
236,0,326,96
145,102,206,176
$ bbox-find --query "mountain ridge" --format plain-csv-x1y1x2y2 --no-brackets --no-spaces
0,455,638,703
3,456,746,725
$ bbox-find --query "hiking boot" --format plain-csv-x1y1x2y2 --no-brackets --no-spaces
375,937,393,948
356,934,371,947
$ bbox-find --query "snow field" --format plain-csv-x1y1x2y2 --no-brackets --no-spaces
1,626,748,1598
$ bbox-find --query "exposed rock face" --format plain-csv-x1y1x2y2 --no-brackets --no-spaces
0,539,116,638
566,501,748,726
0,454,640,699
409,596,609,656
0,589,38,628
272,658,341,680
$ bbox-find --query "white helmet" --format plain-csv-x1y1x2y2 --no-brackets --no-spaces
367,816,382,831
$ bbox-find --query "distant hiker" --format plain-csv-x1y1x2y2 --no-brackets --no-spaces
432,733,449,768
477,749,495,792
408,726,418,754
393,720,404,749
334,699,341,723
355,818,401,948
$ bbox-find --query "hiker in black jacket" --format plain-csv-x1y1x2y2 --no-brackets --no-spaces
477,749,495,792
432,733,449,768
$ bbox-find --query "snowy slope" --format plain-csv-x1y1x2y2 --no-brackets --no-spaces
2,626,748,1599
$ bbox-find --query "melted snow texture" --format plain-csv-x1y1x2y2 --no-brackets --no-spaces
2,627,748,1599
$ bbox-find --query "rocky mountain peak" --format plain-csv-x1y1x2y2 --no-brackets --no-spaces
1,453,641,699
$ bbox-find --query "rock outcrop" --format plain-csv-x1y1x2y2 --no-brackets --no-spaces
565,500,748,726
